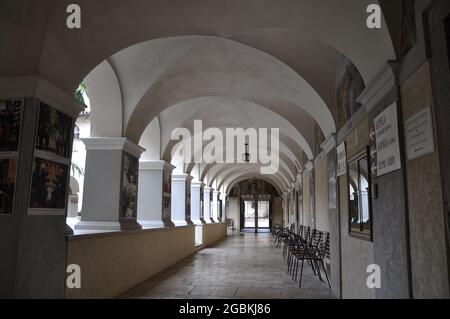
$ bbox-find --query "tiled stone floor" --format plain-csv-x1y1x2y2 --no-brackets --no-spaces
119,232,335,299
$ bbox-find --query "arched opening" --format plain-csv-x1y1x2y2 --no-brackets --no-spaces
228,179,280,233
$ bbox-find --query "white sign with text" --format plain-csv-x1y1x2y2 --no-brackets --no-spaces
405,107,435,160
374,103,402,176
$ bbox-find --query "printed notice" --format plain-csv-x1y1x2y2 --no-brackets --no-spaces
405,107,435,160
336,142,347,177
374,103,401,176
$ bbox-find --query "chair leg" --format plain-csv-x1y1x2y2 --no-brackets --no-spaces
299,259,305,288
321,260,331,288
293,257,299,281
315,260,323,281
309,259,317,275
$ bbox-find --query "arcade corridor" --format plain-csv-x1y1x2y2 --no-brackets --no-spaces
119,232,335,299
2,0,450,300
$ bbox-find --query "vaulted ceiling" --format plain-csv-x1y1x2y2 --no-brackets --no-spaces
0,0,397,194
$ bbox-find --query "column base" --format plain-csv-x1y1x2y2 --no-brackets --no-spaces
138,220,165,229
74,220,142,232
191,219,203,225
172,220,189,226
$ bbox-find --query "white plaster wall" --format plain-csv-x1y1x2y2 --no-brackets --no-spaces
228,198,240,230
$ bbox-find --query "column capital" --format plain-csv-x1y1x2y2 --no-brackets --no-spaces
204,186,213,192
191,181,205,188
304,161,314,174
139,160,174,171
172,173,193,182
320,133,337,153
81,137,145,158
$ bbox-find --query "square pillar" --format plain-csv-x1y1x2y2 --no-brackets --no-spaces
75,138,144,232
171,173,193,226
212,190,220,223
137,161,175,228
190,181,204,225
0,77,84,298
203,187,213,223
220,193,227,222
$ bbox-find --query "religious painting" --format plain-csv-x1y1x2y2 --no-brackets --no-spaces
336,55,366,130
185,179,191,220
229,179,279,197
400,0,417,56
162,166,172,221
0,99,22,152
0,157,17,214
36,102,73,159
121,152,138,219
29,157,69,212
328,151,338,210
200,185,204,219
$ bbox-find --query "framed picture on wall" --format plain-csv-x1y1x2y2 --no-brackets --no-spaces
0,99,23,152
185,179,191,220
0,157,18,215
35,102,73,159
162,166,172,222
0,99,23,215
29,101,73,216
28,157,69,214
121,152,138,219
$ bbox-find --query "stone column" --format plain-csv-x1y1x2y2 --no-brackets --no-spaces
137,160,174,228
220,193,227,222
282,191,289,226
212,190,220,222
0,77,83,298
171,173,193,226
190,181,204,225
75,137,144,231
211,190,219,223
203,187,213,223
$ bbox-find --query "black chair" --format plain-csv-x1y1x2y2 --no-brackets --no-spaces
292,230,323,288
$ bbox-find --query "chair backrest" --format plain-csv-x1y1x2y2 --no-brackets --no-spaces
311,231,323,254
289,223,296,233
319,232,330,259
304,226,311,242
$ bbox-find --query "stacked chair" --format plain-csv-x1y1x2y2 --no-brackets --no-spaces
273,223,331,289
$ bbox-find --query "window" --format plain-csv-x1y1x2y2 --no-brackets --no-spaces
348,147,372,241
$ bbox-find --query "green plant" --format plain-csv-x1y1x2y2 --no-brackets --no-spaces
74,82,88,105
71,162,84,177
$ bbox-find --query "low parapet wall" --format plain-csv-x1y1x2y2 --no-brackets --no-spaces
65,226,195,299
202,222,227,247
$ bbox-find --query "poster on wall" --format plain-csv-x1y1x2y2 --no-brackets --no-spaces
0,99,23,215
336,55,366,129
29,102,73,215
121,152,138,219
200,186,204,219
336,142,347,177
29,157,69,213
185,179,191,219
0,99,23,152
162,166,172,221
374,103,402,177
0,157,17,215
35,102,73,159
